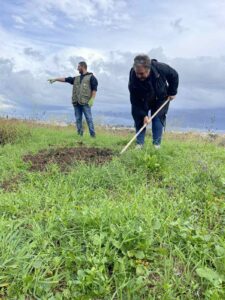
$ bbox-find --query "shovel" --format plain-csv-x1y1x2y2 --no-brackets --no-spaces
120,99,170,154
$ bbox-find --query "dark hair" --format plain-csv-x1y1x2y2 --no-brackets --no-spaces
133,54,151,69
78,61,87,69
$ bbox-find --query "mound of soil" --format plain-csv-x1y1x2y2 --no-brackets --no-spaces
23,147,114,171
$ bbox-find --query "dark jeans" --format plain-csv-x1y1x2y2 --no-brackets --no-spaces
134,115,164,145
74,104,95,137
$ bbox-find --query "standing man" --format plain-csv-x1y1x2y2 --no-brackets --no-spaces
128,54,179,149
48,61,98,137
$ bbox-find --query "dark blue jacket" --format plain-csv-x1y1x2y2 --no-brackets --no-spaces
129,60,179,120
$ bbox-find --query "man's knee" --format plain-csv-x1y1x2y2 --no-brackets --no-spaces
75,114,82,121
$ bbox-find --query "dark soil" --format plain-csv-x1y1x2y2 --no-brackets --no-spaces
1,175,21,192
23,146,114,172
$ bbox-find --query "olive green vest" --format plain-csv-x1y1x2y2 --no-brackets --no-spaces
72,74,92,105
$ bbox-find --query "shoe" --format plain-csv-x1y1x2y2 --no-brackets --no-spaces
135,144,143,150
154,144,161,150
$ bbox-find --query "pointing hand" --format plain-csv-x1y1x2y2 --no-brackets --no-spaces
48,79,56,84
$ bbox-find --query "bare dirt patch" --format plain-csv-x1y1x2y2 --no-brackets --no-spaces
1,175,21,192
23,147,114,172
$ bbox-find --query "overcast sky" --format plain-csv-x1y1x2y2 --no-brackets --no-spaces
0,0,225,118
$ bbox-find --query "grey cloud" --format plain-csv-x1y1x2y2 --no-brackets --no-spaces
170,18,188,33
172,56,225,89
0,58,71,113
23,47,44,60
69,56,85,68
1,49,225,118
71,50,225,111
149,48,167,61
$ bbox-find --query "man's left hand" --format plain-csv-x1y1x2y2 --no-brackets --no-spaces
143,116,150,125
88,97,94,107
168,95,176,101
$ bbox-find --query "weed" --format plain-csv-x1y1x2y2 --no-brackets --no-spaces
0,122,224,299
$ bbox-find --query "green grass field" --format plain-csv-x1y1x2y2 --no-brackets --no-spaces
0,119,225,299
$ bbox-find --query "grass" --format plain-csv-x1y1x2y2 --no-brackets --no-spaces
0,118,31,146
0,119,225,299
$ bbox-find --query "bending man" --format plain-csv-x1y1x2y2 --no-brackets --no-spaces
48,61,98,137
128,54,179,149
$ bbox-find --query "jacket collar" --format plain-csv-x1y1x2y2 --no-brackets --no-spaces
80,72,93,77
150,61,160,79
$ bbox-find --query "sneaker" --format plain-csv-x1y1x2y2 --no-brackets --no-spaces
135,144,143,150
154,144,161,150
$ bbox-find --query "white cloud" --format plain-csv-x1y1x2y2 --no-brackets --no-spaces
9,0,130,30
0,94,15,111
0,45,225,116
0,26,46,73
12,15,26,26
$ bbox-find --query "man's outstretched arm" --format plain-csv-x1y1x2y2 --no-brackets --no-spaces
48,78,66,84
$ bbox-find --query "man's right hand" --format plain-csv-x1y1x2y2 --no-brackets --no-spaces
144,116,150,125
48,79,56,84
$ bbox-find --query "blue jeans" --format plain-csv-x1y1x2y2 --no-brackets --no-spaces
74,104,95,137
135,116,163,145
